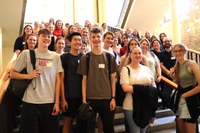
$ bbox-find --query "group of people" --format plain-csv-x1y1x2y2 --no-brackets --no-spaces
0,18,200,133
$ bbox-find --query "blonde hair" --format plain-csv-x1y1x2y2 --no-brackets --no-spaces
127,46,141,65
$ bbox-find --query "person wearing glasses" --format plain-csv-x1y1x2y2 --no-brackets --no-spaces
170,43,200,133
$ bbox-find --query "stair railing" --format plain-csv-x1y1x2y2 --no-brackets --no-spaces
187,49,200,68
161,48,200,88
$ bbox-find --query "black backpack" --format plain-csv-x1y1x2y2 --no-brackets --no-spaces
10,50,36,99
76,103,96,133
116,66,130,106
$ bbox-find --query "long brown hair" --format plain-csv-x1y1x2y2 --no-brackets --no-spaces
173,43,187,83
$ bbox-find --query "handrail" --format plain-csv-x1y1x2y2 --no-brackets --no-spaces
187,49,200,68
0,53,18,103
161,48,200,90
161,76,178,89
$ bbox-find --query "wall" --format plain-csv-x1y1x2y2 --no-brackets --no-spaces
181,8,200,51
0,27,2,73
0,0,24,71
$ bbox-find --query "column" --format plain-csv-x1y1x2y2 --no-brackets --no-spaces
97,0,106,24
170,0,181,44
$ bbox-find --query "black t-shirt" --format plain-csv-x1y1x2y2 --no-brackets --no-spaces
13,36,25,52
48,36,55,51
160,50,176,76
60,53,83,99
151,50,162,61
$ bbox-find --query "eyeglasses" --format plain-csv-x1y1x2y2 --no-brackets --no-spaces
130,43,138,46
173,50,184,53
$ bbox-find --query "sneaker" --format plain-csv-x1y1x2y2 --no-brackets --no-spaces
149,117,156,127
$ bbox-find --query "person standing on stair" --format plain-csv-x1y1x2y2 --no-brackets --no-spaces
160,37,176,108
120,46,157,133
10,29,63,133
77,28,118,133
60,32,83,133
170,43,200,133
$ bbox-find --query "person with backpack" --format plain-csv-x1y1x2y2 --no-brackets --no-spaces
120,46,157,133
10,29,63,133
60,32,83,133
77,28,118,133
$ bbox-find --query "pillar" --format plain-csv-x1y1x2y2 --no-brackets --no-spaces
170,0,181,44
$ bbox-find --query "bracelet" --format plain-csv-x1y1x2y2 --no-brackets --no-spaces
111,96,115,99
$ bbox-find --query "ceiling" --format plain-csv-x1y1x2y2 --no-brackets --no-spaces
125,0,169,34
0,0,170,48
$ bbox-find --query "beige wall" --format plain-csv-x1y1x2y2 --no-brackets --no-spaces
2,46,13,72
0,27,2,73
0,0,24,72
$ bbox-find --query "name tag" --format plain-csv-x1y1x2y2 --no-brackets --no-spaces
78,60,80,63
171,57,176,60
46,62,53,67
99,64,105,69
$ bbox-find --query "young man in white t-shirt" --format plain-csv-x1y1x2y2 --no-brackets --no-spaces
10,29,63,133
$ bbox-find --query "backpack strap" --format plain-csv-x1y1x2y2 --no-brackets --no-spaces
105,52,111,75
113,51,117,60
126,66,130,76
150,51,155,58
29,50,36,70
86,52,91,75
86,52,111,77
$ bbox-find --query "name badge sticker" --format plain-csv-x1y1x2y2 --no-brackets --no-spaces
99,64,105,69
171,57,176,60
46,62,53,67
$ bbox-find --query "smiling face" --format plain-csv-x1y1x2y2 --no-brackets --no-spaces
163,37,172,48
140,39,150,53
90,32,102,48
27,35,37,50
38,34,51,49
129,39,138,50
70,35,82,50
152,40,160,51
103,33,114,48
24,25,33,36
130,47,142,63
173,44,187,61
81,28,89,38
122,34,130,46
55,38,65,52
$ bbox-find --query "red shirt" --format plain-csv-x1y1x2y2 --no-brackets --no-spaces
53,29,62,37
120,46,127,57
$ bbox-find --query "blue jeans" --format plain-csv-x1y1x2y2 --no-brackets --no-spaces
123,110,146,133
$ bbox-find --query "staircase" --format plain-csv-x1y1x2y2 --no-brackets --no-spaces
113,106,176,133
13,100,200,133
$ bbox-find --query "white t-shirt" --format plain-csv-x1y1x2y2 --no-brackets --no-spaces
120,65,154,110
144,51,160,79
13,49,63,104
103,47,120,65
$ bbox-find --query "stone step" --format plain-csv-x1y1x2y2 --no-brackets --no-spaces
114,116,176,133
113,108,174,126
